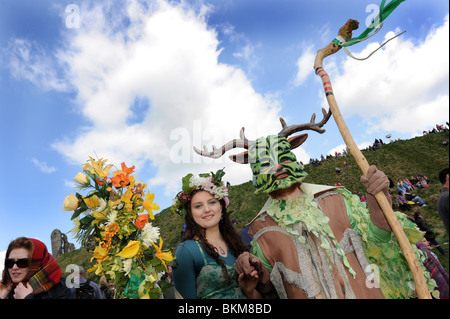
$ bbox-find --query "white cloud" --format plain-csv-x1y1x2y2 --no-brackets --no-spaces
294,45,315,86
330,15,449,135
6,38,69,92
64,179,76,189
50,0,282,195
31,158,57,174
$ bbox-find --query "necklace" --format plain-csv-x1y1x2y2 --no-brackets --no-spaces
210,242,227,255
206,236,227,256
218,246,226,255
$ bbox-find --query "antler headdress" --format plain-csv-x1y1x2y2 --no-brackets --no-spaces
193,108,331,164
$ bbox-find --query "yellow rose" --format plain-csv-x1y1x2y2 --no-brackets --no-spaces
73,172,89,184
63,193,79,211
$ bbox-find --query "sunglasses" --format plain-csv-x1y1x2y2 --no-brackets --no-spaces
5,258,30,269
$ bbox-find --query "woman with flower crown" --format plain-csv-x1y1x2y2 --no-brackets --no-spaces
171,169,267,299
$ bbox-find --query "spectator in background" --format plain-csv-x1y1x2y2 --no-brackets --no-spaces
409,175,420,188
418,176,429,188
437,168,449,234
403,179,415,191
397,191,410,212
99,275,115,299
416,237,449,299
405,191,427,207
397,179,407,193
414,211,447,255
360,193,366,203
70,266,103,299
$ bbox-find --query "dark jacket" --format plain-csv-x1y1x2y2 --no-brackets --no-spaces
7,279,73,299
414,216,435,241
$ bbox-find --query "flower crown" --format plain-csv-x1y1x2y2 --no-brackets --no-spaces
171,168,229,216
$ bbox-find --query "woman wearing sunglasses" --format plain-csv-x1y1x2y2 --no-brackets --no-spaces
0,237,72,299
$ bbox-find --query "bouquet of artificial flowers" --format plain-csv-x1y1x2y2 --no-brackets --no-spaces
63,156,173,299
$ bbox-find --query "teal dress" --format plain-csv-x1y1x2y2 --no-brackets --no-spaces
173,240,246,299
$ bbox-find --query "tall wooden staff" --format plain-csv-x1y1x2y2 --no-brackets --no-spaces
314,19,431,299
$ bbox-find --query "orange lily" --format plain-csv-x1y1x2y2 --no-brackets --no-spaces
151,237,173,270
121,162,135,175
92,243,109,263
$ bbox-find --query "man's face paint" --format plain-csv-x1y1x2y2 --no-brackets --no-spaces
248,135,308,194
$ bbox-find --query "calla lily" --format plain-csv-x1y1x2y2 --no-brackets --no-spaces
141,192,160,220
116,240,140,259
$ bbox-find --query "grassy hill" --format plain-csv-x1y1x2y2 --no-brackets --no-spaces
58,131,449,284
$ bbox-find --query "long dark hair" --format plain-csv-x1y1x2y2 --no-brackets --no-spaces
181,190,249,279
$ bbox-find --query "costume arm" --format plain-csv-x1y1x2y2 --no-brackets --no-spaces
250,240,273,273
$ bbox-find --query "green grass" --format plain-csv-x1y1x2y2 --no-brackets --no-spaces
57,247,101,282
58,131,450,284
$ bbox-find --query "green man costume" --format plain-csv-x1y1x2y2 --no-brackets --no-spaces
195,123,437,299
193,0,436,298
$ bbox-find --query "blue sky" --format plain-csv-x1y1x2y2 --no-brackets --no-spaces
0,0,448,270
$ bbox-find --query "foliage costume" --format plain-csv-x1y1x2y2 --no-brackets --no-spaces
248,181,434,299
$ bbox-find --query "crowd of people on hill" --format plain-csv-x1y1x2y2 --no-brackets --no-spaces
423,122,449,135
306,122,449,168
394,174,430,211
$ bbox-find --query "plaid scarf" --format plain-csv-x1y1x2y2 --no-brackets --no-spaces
417,242,449,299
25,238,62,295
